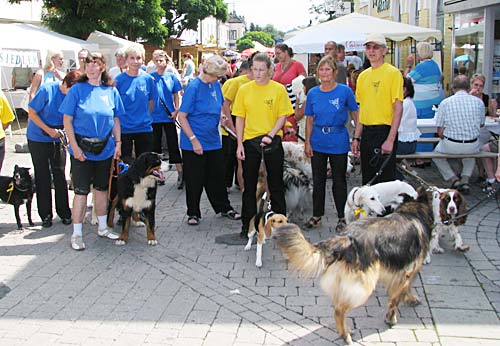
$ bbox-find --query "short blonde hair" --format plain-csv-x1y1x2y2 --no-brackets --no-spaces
471,73,486,85
125,44,145,60
316,55,337,75
44,50,63,72
203,55,227,77
416,42,433,60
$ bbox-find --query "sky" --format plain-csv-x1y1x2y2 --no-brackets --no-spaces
227,0,318,32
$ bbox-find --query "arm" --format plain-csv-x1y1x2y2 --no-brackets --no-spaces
294,99,305,122
236,116,245,160
172,93,180,118
351,112,363,157
63,114,86,161
488,98,498,117
304,116,314,157
29,71,42,100
437,126,444,139
28,107,60,138
177,111,203,155
404,55,414,77
381,100,403,154
221,99,237,134
112,117,121,159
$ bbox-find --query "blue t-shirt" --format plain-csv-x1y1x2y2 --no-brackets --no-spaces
305,84,358,154
59,82,125,161
408,59,442,112
27,81,65,143
178,77,224,151
115,72,157,134
150,72,182,124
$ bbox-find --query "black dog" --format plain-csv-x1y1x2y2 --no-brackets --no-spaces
0,165,34,229
113,153,165,246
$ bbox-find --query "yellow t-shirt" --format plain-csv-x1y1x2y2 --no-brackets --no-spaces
221,75,252,136
0,91,15,140
356,63,403,126
232,80,293,141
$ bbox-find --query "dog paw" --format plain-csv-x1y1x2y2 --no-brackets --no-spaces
432,247,445,254
115,239,126,246
132,220,145,227
244,244,251,251
456,244,470,252
405,295,422,307
148,239,157,246
423,256,431,265
343,333,353,345
255,260,262,268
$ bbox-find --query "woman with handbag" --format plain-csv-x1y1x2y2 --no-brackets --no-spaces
27,70,82,228
233,53,294,237
177,55,241,226
150,51,184,188
61,52,124,251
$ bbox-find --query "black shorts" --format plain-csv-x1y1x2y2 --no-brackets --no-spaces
71,156,112,195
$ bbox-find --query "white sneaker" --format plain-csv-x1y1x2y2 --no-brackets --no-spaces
98,227,120,240
71,235,85,251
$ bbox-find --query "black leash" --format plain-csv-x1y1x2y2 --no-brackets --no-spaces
366,148,392,186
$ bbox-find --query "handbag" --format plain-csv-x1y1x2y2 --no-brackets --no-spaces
247,135,281,154
75,131,111,155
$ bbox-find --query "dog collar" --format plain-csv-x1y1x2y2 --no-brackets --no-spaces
264,211,275,224
354,207,366,220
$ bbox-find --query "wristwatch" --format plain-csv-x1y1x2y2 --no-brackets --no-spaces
189,135,196,141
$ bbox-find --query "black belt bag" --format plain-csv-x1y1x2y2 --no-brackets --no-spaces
42,124,64,137
247,135,281,154
75,132,111,155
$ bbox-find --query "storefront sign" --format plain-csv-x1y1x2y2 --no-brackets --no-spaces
0,49,39,68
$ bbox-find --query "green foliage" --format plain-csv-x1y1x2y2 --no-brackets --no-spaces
236,38,254,52
237,31,274,48
247,23,284,41
161,0,228,38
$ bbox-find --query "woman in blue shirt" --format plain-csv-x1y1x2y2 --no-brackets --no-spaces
61,52,124,251
150,51,183,188
115,45,157,162
177,55,241,226
304,55,359,232
27,70,82,228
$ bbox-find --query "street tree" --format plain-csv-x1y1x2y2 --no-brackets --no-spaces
236,31,274,49
161,0,229,38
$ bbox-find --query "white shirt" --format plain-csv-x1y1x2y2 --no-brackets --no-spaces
398,97,421,142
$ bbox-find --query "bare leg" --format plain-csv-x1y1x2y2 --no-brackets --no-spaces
72,194,88,224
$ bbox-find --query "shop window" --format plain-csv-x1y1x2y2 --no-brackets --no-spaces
452,11,484,79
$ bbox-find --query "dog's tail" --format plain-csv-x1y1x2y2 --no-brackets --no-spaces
274,224,327,278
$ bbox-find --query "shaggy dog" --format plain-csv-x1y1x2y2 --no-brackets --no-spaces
283,161,313,220
275,190,433,345
113,153,165,246
344,185,386,224
0,165,34,229
424,188,468,264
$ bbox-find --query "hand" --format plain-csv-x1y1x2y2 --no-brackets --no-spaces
236,144,245,161
260,135,272,147
350,140,360,157
304,141,313,158
73,146,87,162
47,128,61,139
192,138,203,155
170,110,178,119
470,88,481,98
381,140,394,155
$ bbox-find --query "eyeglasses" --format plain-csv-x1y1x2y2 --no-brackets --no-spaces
365,44,384,50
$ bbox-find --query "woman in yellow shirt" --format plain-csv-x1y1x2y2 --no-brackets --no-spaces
0,90,15,173
233,53,294,237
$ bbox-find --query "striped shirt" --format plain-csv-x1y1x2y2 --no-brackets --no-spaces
435,90,485,140
408,59,442,110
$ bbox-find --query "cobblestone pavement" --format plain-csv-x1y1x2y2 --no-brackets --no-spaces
0,132,499,345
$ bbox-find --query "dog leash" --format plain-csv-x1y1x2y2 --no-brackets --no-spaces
260,146,272,211
366,148,392,186
397,164,433,188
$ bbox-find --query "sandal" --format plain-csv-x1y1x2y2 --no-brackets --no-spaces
305,216,321,229
450,178,461,189
410,160,431,168
458,183,470,194
221,209,241,220
187,215,199,226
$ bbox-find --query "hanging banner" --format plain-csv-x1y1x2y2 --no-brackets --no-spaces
345,40,365,52
0,49,39,68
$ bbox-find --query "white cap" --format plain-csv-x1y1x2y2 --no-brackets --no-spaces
364,33,387,46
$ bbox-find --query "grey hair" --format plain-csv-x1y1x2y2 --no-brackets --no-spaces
416,42,433,60
203,55,227,77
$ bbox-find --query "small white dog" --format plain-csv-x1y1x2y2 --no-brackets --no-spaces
371,180,418,211
345,185,386,224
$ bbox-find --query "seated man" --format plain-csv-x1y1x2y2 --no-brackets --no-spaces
432,74,485,194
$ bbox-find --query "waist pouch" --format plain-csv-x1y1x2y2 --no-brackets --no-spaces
75,132,111,155
247,135,281,154
42,124,64,137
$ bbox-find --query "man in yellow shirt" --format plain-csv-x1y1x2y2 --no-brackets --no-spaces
351,33,403,184
0,90,15,173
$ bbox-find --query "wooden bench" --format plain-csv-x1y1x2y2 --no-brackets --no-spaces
397,151,498,160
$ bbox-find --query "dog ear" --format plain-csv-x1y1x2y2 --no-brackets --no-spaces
455,193,468,225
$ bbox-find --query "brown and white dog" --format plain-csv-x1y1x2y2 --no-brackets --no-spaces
425,188,468,264
244,210,288,267
275,191,433,345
